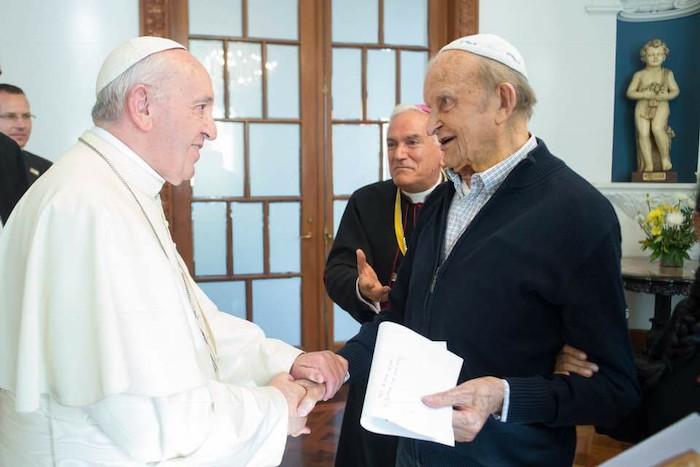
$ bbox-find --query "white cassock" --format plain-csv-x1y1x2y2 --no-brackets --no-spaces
0,127,302,466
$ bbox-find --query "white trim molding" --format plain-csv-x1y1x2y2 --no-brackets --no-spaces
586,0,700,17
596,182,696,221
585,0,624,13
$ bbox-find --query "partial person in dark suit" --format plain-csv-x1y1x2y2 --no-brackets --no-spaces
0,84,52,184
0,132,29,227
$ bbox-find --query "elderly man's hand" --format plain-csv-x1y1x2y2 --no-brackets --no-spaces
422,376,505,443
356,249,390,303
554,345,599,377
290,351,348,401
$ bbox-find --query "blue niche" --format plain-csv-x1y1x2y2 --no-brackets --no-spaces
611,10,699,183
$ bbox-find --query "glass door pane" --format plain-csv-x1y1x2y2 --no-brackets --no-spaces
332,124,381,194
192,122,245,197
384,0,428,46
227,42,263,118
189,0,242,36
367,49,395,120
332,0,377,43
332,48,362,119
249,0,298,40
267,45,300,118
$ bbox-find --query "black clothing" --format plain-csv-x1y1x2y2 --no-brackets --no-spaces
0,133,29,223
325,180,424,322
325,180,426,467
23,150,52,185
603,265,700,442
339,140,640,466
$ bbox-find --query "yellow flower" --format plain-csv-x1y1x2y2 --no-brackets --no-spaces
647,208,663,222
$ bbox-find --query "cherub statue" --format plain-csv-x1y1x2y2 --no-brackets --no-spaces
626,38,680,172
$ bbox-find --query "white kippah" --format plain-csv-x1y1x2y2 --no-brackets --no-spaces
95,36,186,96
439,34,528,79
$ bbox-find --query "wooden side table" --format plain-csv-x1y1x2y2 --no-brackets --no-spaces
621,257,698,332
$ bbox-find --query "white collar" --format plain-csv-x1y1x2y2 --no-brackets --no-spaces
89,127,165,199
400,175,443,203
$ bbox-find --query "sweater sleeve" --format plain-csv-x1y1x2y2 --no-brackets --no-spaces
325,195,381,323
505,226,641,427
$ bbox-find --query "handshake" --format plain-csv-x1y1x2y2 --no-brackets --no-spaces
272,351,349,436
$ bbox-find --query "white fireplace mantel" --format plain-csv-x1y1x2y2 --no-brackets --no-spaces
596,182,696,221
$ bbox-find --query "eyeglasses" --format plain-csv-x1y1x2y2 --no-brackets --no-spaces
0,112,35,121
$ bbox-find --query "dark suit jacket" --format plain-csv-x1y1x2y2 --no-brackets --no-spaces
0,133,29,223
23,150,52,185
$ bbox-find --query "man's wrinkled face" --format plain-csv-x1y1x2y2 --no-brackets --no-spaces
423,52,499,177
0,92,32,148
149,51,218,185
387,110,443,193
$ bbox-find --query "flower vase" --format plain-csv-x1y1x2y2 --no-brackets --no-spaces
659,254,683,269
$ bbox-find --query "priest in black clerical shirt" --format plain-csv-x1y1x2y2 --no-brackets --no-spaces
325,104,444,467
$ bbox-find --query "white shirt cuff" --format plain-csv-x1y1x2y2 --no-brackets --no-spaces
492,379,510,423
355,278,381,314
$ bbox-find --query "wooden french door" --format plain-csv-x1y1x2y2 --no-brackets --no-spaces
143,0,478,351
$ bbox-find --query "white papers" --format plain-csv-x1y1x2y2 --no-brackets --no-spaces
600,413,700,467
360,322,464,446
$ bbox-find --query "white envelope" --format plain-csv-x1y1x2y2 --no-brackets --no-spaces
360,322,464,446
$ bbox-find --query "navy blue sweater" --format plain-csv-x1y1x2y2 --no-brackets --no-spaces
338,140,640,466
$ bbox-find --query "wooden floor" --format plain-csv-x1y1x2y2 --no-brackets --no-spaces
280,391,631,467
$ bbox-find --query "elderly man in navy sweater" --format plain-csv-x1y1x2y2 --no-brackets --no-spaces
337,34,640,466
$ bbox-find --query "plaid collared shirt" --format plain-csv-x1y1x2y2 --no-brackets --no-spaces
442,135,538,260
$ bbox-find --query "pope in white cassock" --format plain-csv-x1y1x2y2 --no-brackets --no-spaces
0,37,347,466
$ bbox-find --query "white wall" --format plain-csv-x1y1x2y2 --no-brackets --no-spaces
480,0,694,329
481,0,618,183
0,0,139,161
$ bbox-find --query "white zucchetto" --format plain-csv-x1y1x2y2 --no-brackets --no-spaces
439,33,528,79
95,36,186,96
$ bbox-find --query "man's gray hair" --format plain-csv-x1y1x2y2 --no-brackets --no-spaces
476,56,537,120
91,52,171,124
389,103,430,123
